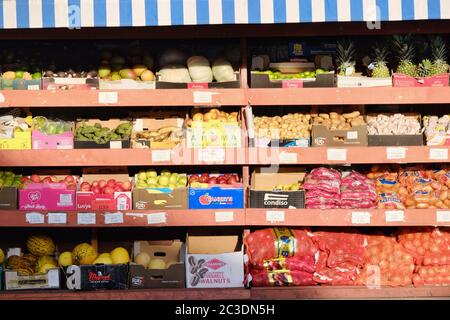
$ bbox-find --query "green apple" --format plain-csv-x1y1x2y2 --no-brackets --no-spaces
178,177,188,186
146,177,158,185
158,176,169,186
138,172,147,181
146,170,158,178
169,173,179,185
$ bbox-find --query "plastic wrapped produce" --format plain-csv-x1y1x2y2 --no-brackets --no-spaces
340,171,377,209
423,115,450,146
367,113,422,135
304,167,341,209
413,265,450,286
249,269,316,286
250,256,316,273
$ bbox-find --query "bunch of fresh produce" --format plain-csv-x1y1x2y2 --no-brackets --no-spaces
75,121,132,144
253,113,311,140
186,109,238,126
367,114,422,135
340,171,377,209
312,111,365,130
133,125,184,147
253,69,327,80
21,174,77,190
98,48,155,81
135,170,187,189
79,178,132,194
189,173,240,187
59,243,130,266
134,252,172,270
369,43,391,78
336,39,356,76
32,116,72,135
423,115,450,145
0,115,32,138
43,67,97,79
304,167,342,209
0,170,23,188
158,49,236,83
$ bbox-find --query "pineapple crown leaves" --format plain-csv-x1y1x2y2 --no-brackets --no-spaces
336,39,356,73
372,43,390,65
392,35,416,64
429,36,448,64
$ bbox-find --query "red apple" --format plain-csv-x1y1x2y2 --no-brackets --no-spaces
50,176,58,182
107,179,116,188
80,182,91,191
92,181,99,188
208,177,218,184
21,176,30,184
121,181,131,191
66,183,77,190
98,179,107,189
65,175,75,184
227,176,238,184
92,186,101,194
199,175,209,183
189,175,199,183
42,177,51,184
114,185,124,192
201,173,209,178
103,186,115,195
30,174,41,183
218,177,228,184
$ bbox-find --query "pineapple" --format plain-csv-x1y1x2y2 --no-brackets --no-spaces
418,59,433,77
392,35,417,77
371,44,390,78
336,39,356,76
430,36,449,75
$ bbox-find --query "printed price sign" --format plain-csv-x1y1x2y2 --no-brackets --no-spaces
25,212,44,224
98,92,118,104
104,212,124,224
436,211,450,223
152,150,171,162
385,210,404,222
198,148,225,162
351,211,371,224
193,91,214,104
430,148,448,160
266,211,285,223
77,213,96,225
215,211,234,222
48,212,67,224
386,147,406,160
327,149,347,161
279,152,297,163
147,212,167,225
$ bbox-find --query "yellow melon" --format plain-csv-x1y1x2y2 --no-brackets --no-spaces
27,235,55,256
72,243,97,265
58,252,73,267
0,248,4,264
110,247,130,264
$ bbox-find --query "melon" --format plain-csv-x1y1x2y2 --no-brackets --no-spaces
27,234,56,256
37,263,57,275
0,248,4,264
110,247,130,264
148,258,166,269
58,251,73,267
36,255,58,272
93,254,113,265
135,252,151,267
72,243,97,265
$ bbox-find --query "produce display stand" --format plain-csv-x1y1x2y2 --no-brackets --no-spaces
0,1,450,300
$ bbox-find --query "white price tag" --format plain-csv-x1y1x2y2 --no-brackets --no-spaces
385,210,405,222
430,148,448,160
47,270,59,287
104,212,124,224
436,211,450,223
25,212,44,224
198,148,225,162
0,93,5,103
279,152,298,163
152,150,171,162
347,131,358,139
48,212,67,224
147,212,167,225
266,211,285,223
386,147,406,160
77,213,96,225
110,141,122,149
351,211,371,224
98,91,118,104
215,211,234,222
28,85,40,90
7,248,21,258
193,91,214,103
327,149,347,161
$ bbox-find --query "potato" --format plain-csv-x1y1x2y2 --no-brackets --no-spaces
319,113,330,119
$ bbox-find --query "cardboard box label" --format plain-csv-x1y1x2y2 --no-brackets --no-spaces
48,212,67,224
347,131,358,139
189,187,244,209
385,210,404,222
430,148,448,160
436,211,450,223
351,211,371,224
386,147,406,160
104,212,124,224
282,80,303,88
26,212,44,224
147,212,167,225
77,213,96,225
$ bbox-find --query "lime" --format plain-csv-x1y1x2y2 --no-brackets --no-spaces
15,71,24,79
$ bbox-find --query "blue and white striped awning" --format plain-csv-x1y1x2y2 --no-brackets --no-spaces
0,0,448,29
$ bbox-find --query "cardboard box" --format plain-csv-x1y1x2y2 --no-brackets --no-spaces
77,173,132,211
337,75,392,88
0,186,18,210
186,120,241,148
133,187,188,210
19,176,77,211
64,264,129,290
99,79,155,90
367,114,423,146
250,171,305,209
185,233,244,288
156,72,240,89
42,77,99,90
252,137,310,148
32,130,74,150
74,119,131,149
4,268,60,290
392,73,449,87
0,131,32,150
129,240,185,289
250,72,335,88
1,79,41,90
132,114,185,149
312,124,368,147
188,185,244,209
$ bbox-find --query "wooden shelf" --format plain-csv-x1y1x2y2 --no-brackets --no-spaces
0,210,245,227
245,209,450,227
0,288,250,300
247,87,450,105
0,87,449,108
251,286,450,300
0,286,448,300
1,146,449,167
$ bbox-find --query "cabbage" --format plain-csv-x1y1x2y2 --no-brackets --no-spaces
212,58,235,82
159,65,191,83
187,56,213,83
158,49,186,68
